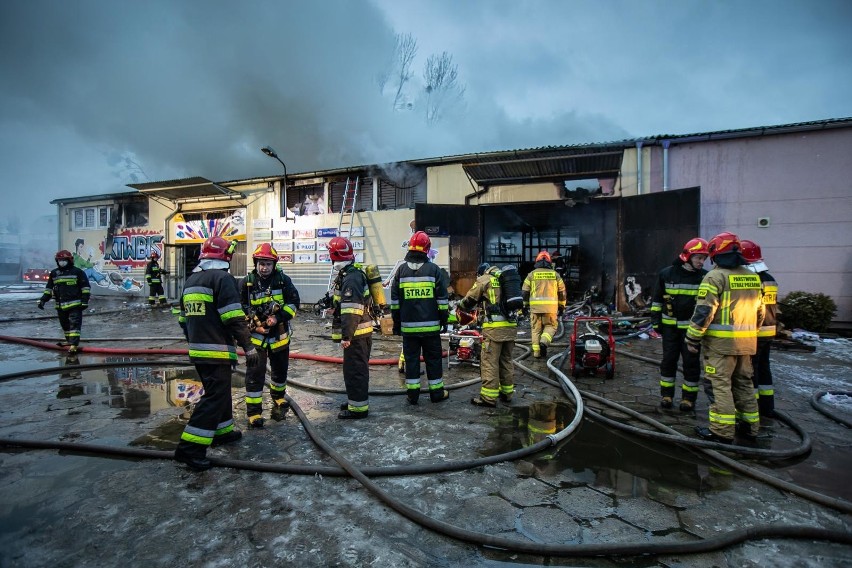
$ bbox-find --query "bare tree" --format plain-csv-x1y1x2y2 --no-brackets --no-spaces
423,51,465,124
376,33,418,111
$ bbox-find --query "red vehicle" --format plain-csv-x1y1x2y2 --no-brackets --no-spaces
23,268,50,283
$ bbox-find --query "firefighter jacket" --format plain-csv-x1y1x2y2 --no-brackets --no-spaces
332,263,373,343
40,266,90,311
458,267,517,342
240,268,301,351
179,267,253,365
390,251,448,335
145,259,166,285
686,265,765,355
521,260,567,315
650,260,707,329
755,270,778,341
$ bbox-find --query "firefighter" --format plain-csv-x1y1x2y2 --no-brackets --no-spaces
240,243,301,428
174,236,258,470
686,232,764,444
741,239,779,418
650,237,709,411
390,231,450,405
145,250,169,306
37,250,91,355
522,250,566,359
458,262,517,407
328,236,374,419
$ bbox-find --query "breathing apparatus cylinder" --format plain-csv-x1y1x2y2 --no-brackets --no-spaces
363,264,386,306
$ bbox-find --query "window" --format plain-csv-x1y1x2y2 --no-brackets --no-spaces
330,177,373,213
72,206,111,230
378,178,426,210
286,183,325,216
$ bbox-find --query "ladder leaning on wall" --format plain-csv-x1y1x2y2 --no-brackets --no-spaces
326,176,360,292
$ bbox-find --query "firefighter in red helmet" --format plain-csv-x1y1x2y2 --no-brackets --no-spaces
145,249,169,307
522,250,566,359
37,250,91,355
687,232,764,444
390,231,450,405
174,236,258,470
741,239,779,418
650,237,708,411
239,242,301,428
328,236,374,419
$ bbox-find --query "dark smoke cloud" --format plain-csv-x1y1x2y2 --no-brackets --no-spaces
1,0,849,227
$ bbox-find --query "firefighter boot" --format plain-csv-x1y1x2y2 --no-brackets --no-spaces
694,426,733,444
248,415,265,429
736,421,758,442
532,346,541,359
271,400,290,421
540,344,548,358
660,396,673,409
679,399,694,412
174,443,212,471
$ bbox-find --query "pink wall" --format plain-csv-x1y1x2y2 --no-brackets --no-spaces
661,127,852,323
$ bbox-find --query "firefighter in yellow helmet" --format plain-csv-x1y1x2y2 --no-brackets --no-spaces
686,232,764,444
239,243,301,428
522,250,566,359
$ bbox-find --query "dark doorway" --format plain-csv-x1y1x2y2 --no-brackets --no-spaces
415,204,481,296
619,187,700,311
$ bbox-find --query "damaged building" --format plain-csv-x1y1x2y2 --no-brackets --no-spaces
50,117,852,326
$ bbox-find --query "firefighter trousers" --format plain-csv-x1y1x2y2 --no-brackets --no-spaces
402,334,446,403
703,347,759,439
342,335,372,414
148,282,167,305
177,363,236,458
57,308,83,348
479,337,515,403
659,326,701,402
751,339,774,416
530,312,558,354
244,346,290,419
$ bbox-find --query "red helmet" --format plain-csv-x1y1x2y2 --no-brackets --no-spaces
707,232,740,259
740,240,763,263
252,243,278,262
327,236,355,262
408,231,431,253
536,250,551,263
55,250,73,262
199,237,237,261
678,238,710,262
150,251,160,260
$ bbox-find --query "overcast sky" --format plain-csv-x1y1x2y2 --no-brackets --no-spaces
1,0,850,227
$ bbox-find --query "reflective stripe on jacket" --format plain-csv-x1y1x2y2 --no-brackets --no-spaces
686,266,765,355
522,263,566,315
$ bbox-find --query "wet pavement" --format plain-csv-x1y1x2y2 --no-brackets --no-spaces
0,292,851,567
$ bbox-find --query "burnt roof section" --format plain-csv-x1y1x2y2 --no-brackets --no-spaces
462,147,624,185
128,176,245,202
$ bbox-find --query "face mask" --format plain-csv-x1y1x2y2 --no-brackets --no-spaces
333,261,350,272
57,260,69,268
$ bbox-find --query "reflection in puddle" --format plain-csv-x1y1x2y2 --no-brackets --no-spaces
483,401,725,497
54,357,245,421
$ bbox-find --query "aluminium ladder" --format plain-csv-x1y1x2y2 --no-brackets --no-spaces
325,176,360,291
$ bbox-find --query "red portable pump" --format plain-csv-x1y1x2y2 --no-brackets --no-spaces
569,316,615,379
449,308,482,367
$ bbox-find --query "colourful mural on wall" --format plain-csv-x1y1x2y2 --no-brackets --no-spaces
72,228,166,293
174,209,246,243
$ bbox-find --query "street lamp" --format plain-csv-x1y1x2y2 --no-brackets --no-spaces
261,146,289,218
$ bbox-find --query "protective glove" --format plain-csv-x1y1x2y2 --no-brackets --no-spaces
392,323,401,336
557,307,564,317
244,348,260,368
685,338,701,354
440,324,448,334
37,301,45,310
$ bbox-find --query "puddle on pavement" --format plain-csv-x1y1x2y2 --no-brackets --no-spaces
53,357,244,420
481,401,715,495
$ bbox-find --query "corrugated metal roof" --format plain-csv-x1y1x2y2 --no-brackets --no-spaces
128,176,244,201
462,148,623,185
